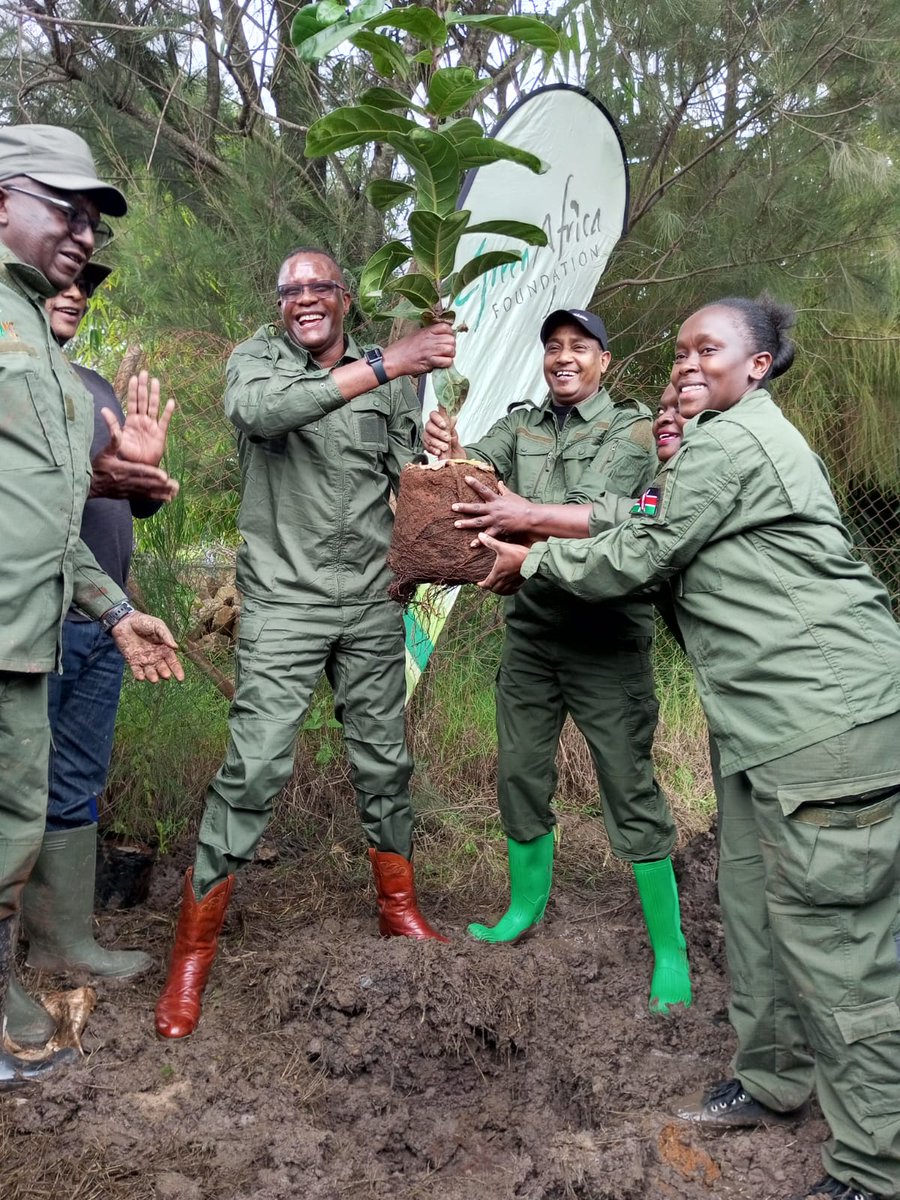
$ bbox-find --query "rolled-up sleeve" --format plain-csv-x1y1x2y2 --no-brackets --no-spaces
71,539,127,618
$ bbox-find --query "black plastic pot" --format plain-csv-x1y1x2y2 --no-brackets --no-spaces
95,831,158,910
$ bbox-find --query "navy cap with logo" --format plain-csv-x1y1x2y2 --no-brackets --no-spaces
0,125,127,217
540,308,609,350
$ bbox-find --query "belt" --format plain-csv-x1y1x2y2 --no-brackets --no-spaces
792,784,900,829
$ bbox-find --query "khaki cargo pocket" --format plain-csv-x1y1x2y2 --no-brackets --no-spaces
832,999,900,1154
780,801,899,907
514,431,554,495
1,372,65,469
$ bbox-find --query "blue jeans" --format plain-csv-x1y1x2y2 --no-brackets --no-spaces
46,619,125,831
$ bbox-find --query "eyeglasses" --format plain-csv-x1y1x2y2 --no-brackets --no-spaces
2,184,114,250
276,281,347,301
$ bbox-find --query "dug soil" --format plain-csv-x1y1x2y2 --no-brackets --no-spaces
3,825,825,1200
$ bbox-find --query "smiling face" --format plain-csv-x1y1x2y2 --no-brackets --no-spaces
672,305,772,420
45,278,89,344
652,383,683,462
542,322,612,407
0,177,97,287
277,251,350,368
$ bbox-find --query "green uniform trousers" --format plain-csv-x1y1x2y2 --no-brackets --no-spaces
0,673,50,921
720,710,900,1197
713,736,814,1111
194,599,414,894
495,627,676,861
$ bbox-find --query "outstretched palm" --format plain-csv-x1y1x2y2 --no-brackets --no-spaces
117,370,176,466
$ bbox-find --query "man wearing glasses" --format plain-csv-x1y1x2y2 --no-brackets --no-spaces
0,124,183,1088
155,247,455,1040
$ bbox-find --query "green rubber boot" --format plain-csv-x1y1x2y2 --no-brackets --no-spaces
6,968,57,1047
22,825,152,979
633,857,692,1015
468,831,555,943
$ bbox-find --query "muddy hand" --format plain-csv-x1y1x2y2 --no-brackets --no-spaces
110,613,185,683
384,322,456,377
424,406,462,460
476,532,529,595
454,479,533,542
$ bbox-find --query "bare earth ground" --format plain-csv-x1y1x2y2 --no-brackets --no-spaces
2,824,826,1200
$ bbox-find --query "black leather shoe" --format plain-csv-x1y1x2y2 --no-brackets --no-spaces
673,1077,808,1127
789,1176,883,1200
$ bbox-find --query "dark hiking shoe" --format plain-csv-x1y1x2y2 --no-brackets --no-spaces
673,1077,808,1127
790,1177,883,1200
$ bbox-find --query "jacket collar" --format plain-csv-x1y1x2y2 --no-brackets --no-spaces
0,241,56,299
538,386,614,423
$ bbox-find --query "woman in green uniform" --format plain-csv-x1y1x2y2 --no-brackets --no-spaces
476,295,900,1200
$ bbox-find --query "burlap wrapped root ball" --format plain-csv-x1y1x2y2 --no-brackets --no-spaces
388,460,500,603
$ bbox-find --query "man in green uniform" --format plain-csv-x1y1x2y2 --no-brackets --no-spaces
475,296,900,1200
0,124,184,1089
155,247,456,1041
424,309,692,1015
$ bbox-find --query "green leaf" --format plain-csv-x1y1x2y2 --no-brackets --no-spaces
454,135,546,175
290,6,331,49
432,365,470,418
383,273,440,310
410,49,435,63
392,129,461,215
445,251,523,300
358,86,417,113
317,0,347,22
382,299,431,321
350,31,409,79
367,6,448,48
437,117,484,146
365,179,415,211
305,105,416,157
358,240,413,315
445,13,560,54
426,67,484,118
292,0,389,58
409,210,471,282
465,220,548,246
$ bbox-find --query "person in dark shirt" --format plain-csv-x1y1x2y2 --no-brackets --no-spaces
8,262,179,1047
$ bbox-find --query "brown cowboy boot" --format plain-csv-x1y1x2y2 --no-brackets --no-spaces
155,868,234,1039
367,849,448,942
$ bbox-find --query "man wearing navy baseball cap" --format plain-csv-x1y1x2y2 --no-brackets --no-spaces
425,306,691,1015
0,125,183,1089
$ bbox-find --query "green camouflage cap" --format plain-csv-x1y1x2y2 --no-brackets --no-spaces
0,124,127,217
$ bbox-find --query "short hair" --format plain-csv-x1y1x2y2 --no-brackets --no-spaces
710,293,796,380
278,246,346,286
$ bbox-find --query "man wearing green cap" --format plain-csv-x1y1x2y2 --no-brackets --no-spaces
0,124,183,1089
425,309,692,1016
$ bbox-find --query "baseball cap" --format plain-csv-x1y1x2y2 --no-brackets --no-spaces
78,261,113,294
540,308,609,350
0,125,127,217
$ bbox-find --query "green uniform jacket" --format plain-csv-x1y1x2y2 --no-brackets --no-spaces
465,389,657,640
225,326,424,605
0,247,126,672
523,388,900,773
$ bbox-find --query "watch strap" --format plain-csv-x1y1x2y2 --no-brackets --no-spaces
364,348,389,386
100,600,135,633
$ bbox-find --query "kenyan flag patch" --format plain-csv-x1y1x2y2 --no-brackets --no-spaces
630,486,661,517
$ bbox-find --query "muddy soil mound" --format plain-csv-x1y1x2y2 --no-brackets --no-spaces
2,830,826,1200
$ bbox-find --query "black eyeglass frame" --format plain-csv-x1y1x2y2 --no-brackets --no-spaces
276,280,349,301
1,183,114,250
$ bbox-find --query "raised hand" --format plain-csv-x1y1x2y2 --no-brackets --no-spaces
91,414,179,502
117,371,176,467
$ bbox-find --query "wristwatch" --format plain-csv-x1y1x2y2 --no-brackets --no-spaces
100,600,135,633
364,347,390,386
